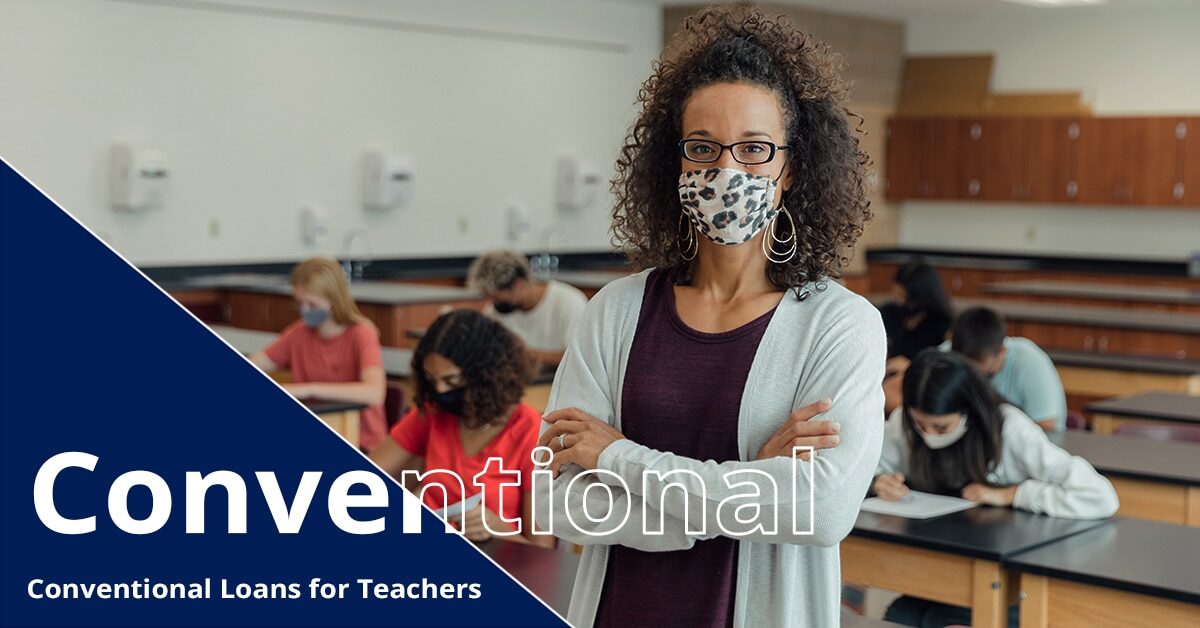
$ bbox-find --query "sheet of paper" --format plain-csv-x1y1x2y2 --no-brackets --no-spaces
860,490,977,519
435,492,484,520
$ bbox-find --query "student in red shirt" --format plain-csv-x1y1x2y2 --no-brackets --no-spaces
249,257,388,452
370,310,552,547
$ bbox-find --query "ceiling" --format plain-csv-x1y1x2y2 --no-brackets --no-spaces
609,0,1200,22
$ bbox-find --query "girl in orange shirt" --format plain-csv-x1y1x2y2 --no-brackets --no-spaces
370,309,552,547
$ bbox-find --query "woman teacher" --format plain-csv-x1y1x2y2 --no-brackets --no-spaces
533,6,886,628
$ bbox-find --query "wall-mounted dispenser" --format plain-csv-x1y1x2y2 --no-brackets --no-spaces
300,205,330,246
555,156,601,213
362,150,414,210
109,143,169,211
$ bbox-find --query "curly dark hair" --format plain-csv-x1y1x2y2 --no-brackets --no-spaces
611,4,872,297
411,309,536,429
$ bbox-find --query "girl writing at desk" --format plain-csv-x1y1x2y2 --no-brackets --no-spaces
249,257,387,452
874,349,1118,627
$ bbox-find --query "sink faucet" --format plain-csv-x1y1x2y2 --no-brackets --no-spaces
341,227,374,282
533,223,567,278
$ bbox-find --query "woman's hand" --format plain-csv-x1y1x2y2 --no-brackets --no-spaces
873,473,910,501
448,505,512,542
755,398,839,461
537,408,626,477
962,483,1017,507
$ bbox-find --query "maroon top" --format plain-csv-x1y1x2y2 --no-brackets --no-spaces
593,269,777,628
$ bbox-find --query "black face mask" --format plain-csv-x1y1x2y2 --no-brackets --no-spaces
492,301,518,315
430,387,466,417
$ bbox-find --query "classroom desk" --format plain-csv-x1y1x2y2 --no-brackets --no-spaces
840,508,1109,628
1051,431,1200,527
209,324,556,412
1008,518,1200,627
982,280,1200,312
208,324,415,377
300,399,365,445
478,540,579,617
188,274,486,348
1049,350,1200,410
1085,391,1200,435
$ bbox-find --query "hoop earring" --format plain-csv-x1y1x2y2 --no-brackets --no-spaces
678,213,698,261
762,206,797,264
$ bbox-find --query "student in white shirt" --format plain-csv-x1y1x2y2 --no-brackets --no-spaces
874,349,1117,627
466,250,588,369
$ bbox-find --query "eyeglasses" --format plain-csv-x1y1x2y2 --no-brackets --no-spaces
679,139,790,165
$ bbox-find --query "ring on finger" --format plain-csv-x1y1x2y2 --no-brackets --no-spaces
558,433,567,450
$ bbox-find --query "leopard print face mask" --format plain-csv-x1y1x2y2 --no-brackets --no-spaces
677,167,781,246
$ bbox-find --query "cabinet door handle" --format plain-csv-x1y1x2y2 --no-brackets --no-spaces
1068,123,1080,140
1175,182,1186,200
971,124,983,140
1098,336,1109,353
1084,335,1094,352
1177,121,1188,140
1012,182,1021,198
1066,181,1078,199
968,179,981,196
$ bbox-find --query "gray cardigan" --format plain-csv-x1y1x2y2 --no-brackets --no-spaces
532,269,887,627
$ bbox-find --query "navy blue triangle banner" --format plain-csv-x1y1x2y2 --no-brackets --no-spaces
0,159,566,627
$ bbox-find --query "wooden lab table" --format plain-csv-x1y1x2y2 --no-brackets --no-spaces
841,508,1108,628
1008,518,1200,627
1085,391,1200,435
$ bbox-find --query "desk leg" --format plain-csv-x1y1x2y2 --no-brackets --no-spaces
1188,487,1200,528
1018,573,1049,628
972,560,1007,628
318,410,361,448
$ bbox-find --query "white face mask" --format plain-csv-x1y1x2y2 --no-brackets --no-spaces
916,413,969,450
677,167,781,245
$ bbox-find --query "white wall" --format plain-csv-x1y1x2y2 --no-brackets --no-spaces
0,0,661,266
899,7,1200,260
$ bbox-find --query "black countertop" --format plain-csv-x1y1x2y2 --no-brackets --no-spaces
1006,517,1200,604
1047,349,1200,375
145,252,630,289
983,280,1200,305
866,248,1197,279
850,507,1110,562
302,399,367,414
208,324,414,378
1051,431,1200,487
1086,391,1200,424
869,294,1200,334
179,274,483,306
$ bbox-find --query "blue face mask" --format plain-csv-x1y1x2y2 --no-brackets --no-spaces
301,306,330,328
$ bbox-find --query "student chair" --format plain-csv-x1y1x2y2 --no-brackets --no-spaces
384,381,408,428
1113,423,1200,445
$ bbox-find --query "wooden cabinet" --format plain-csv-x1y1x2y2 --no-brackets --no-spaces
884,118,963,200
886,115,1197,207
1075,118,1179,206
959,118,1075,203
